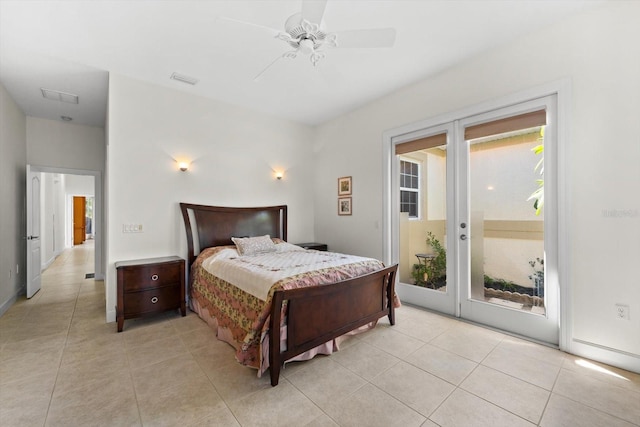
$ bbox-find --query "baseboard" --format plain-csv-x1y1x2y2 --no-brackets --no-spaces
106,307,116,323
570,338,640,374
41,249,65,271
41,256,56,271
0,285,24,317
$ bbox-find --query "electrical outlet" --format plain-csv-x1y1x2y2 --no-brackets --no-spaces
615,304,630,320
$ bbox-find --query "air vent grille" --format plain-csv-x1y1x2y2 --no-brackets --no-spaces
41,88,79,104
170,72,199,85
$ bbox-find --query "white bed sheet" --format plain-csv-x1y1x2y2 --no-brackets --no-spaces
200,242,378,301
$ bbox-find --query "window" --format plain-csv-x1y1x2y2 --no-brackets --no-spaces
400,159,420,218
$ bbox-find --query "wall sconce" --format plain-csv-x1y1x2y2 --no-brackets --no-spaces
178,161,189,172
275,171,284,180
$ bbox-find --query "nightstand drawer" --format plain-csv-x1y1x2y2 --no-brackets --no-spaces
115,256,186,332
120,262,181,292
123,285,181,316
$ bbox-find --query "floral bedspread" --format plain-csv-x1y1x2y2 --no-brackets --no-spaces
189,242,386,375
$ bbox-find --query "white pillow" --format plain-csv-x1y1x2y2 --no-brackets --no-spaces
231,235,277,256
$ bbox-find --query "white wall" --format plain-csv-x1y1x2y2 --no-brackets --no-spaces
312,117,385,260
314,2,640,368
40,173,66,269
27,117,105,172
425,153,446,221
65,174,95,196
0,83,27,315
106,73,316,322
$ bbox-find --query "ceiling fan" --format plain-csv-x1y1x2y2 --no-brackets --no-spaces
218,0,397,80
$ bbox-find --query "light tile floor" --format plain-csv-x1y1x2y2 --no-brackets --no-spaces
1,243,639,426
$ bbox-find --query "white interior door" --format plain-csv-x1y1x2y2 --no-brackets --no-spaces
26,165,42,298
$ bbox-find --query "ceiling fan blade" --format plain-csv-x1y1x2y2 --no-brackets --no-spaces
253,50,299,81
301,0,328,24
253,56,283,82
216,16,280,36
332,28,397,49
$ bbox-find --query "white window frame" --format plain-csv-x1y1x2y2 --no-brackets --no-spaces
399,158,421,220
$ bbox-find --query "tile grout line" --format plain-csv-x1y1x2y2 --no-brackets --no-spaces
441,334,546,426
178,325,238,427
550,367,640,426
42,255,85,427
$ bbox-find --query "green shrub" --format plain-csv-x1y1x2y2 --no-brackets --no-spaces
411,231,446,288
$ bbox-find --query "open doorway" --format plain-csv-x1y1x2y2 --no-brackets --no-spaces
73,196,86,246
39,173,96,270
68,175,95,247
71,195,95,247
27,165,103,282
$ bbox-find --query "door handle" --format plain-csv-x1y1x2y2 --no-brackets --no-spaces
27,236,40,240
460,234,467,240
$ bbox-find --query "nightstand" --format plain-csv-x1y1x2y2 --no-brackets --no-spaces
115,256,185,332
295,242,328,251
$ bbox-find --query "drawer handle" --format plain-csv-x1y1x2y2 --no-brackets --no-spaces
151,274,159,281
151,296,158,304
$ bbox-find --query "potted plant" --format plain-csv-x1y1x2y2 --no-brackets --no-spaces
411,231,446,288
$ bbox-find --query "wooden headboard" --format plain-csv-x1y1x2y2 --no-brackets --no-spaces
179,203,288,269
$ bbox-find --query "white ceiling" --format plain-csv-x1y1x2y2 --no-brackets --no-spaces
0,0,605,128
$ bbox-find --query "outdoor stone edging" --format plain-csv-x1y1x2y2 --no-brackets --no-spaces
484,287,544,308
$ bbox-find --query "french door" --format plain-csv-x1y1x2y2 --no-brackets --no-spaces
391,95,559,345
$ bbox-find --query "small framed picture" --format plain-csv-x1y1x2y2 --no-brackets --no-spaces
338,176,352,196
338,197,352,216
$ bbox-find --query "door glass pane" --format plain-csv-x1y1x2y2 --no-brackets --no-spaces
468,126,545,315
398,145,447,292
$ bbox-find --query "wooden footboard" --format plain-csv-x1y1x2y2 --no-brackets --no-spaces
268,264,398,386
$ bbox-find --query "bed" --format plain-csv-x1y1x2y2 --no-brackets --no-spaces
179,202,398,386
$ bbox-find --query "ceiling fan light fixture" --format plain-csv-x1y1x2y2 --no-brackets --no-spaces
229,0,396,80
299,38,315,55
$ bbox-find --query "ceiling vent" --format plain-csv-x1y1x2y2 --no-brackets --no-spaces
40,88,79,104
170,72,199,86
